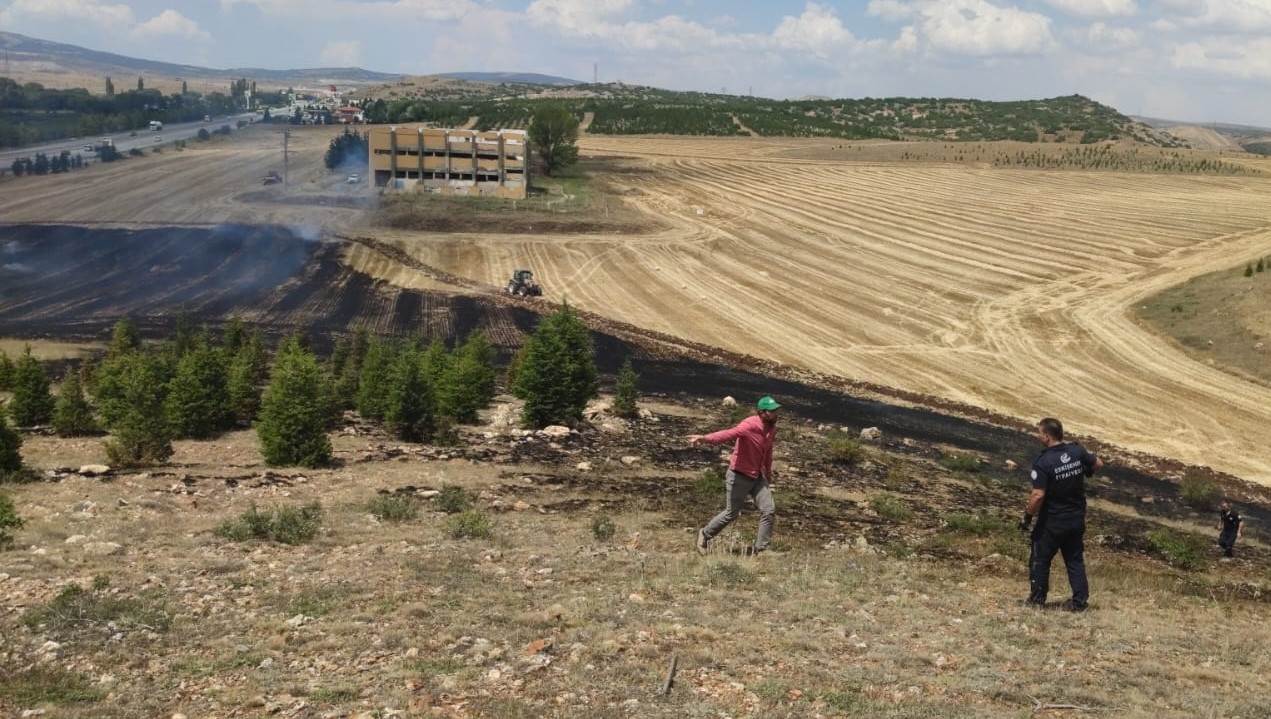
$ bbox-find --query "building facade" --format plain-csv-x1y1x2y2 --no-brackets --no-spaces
368,126,528,199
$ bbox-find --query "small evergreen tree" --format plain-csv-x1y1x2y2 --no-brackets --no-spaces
0,350,13,391
0,407,23,475
165,338,233,439
102,353,173,467
108,316,142,358
613,358,640,418
1258,257,1265,273
1244,263,1254,277
52,369,99,437
93,350,169,429
256,337,332,468
439,333,497,424
227,333,269,424
515,304,599,428
9,347,55,427
355,336,395,421
385,344,435,442
0,489,23,547
422,338,451,385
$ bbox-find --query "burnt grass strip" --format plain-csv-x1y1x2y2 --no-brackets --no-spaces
2,223,1267,537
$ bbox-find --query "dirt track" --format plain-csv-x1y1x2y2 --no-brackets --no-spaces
4,128,1271,484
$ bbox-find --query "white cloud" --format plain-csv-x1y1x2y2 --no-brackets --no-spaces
320,40,362,66
1159,0,1271,31
525,0,637,30
1081,21,1140,49
0,0,134,28
772,3,854,55
1042,0,1138,18
218,0,476,22
870,0,1055,56
1171,35,1271,79
130,10,212,42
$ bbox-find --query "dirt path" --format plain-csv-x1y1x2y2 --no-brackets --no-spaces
731,115,758,137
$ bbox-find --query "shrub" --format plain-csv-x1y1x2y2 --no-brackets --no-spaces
940,453,980,473
22,580,171,635
514,303,598,428
828,434,865,464
945,513,1002,534
690,466,725,502
52,370,99,437
217,502,323,544
435,484,473,514
256,338,333,468
227,334,269,424
1147,528,1205,570
870,493,913,522
1244,263,1253,277
99,352,173,467
0,491,24,547
355,336,395,421
1179,472,1218,509
368,493,420,522
0,666,101,704
612,358,639,418
707,562,754,587
9,347,55,426
590,514,616,542
444,510,492,539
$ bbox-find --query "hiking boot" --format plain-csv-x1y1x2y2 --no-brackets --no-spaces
696,530,709,556
1020,598,1046,609
1059,599,1088,613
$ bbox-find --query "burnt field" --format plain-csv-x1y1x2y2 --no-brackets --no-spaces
3,222,1266,532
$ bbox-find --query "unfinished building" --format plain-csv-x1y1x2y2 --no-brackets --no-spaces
367,126,528,199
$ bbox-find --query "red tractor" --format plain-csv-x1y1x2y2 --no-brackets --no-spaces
506,269,543,297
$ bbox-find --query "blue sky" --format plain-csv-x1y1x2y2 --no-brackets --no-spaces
2,0,1270,125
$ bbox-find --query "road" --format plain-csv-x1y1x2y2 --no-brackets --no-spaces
0,113,259,168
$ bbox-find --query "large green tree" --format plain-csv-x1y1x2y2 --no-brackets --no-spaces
528,104,580,177
0,406,23,475
165,337,233,439
102,353,173,467
52,370,99,437
384,344,435,442
256,337,332,468
514,303,598,428
438,332,497,424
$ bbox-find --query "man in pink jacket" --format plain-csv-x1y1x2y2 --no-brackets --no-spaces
688,396,781,556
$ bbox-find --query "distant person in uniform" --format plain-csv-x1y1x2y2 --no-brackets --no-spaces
687,396,781,556
1021,417,1102,611
1216,501,1244,558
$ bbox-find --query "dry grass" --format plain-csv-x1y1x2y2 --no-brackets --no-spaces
2,404,1268,718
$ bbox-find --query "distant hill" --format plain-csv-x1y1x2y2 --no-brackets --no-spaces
1133,115,1271,154
435,72,579,86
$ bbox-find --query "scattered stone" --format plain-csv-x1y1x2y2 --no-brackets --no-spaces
1005,460,1018,471
513,500,532,511
540,425,571,439
1140,496,1155,504
721,396,736,407
65,534,89,544
78,464,111,477
524,639,552,655
576,461,593,472
859,427,883,442
284,614,312,628
620,455,641,467
82,542,123,556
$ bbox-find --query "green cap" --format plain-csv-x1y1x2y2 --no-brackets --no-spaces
756,396,781,411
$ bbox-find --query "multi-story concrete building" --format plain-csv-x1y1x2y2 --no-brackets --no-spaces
367,126,528,199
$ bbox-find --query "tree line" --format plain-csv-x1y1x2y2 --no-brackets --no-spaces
0,304,639,477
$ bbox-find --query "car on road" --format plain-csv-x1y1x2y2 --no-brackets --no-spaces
83,144,94,152
346,173,360,184
153,135,162,142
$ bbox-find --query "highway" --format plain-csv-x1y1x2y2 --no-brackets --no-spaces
0,113,260,169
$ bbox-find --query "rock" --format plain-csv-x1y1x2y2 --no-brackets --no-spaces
859,427,883,442
258,657,274,669
244,696,267,709
284,614,312,628
540,425,571,439
620,456,641,467
72,500,98,516
78,465,111,476
1140,496,1155,504
82,542,123,556
64,534,89,544
637,408,654,420
852,535,875,554
721,396,736,407
524,639,553,655
576,461,593,472
1005,460,1018,471
513,501,532,511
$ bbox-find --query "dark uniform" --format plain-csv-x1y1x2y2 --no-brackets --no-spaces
1028,442,1098,608
1218,508,1242,557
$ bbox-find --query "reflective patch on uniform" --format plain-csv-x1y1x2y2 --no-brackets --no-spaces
1031,470,1038,480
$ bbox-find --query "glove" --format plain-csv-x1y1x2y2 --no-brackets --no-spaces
1018,513,1033,532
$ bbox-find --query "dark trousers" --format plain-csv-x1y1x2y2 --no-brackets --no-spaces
1219,532,1236,557
1029,522,1088,607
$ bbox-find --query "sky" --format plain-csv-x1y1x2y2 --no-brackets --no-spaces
2,0,1270,126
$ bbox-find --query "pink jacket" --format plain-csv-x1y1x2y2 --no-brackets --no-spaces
701,414,776,480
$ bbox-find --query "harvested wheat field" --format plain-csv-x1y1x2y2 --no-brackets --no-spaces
3,127,1270,484
364,135,1271,484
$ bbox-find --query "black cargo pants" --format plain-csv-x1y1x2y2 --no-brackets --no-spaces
1028,520,1088,608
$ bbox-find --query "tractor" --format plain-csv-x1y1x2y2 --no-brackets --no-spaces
506,269,543,297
